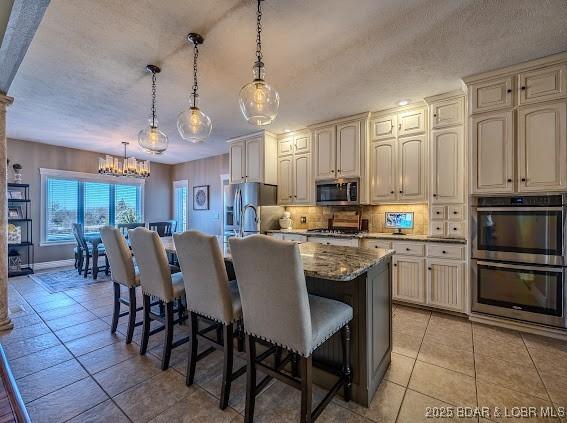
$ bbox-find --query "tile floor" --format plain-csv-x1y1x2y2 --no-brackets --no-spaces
2,268,567,422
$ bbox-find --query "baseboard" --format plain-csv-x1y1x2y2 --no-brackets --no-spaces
33,259,75,271
469,313,567,341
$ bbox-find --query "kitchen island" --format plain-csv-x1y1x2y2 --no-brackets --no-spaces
161,238,393,407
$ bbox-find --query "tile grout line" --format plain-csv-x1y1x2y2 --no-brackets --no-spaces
520,332,557,409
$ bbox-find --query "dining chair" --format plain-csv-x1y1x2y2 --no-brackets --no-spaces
173,230,245,410
148,221,173,237
229,235,353,423
99,226,144,344
128,227,188,370
72,223,109,278
168,220,177,233
117,222,145,238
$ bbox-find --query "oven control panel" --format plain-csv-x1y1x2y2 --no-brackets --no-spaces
475,195,565,207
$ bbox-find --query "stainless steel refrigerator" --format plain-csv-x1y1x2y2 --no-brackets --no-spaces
223,182,284,246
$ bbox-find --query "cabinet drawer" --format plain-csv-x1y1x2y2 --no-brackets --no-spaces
447,205,464,220
430,222,445,237
427,244,465,260
470,76,514,113
282,234,308,243
447,221,465,238
392,242,425,257
308,236,359,247
431,97,464,129
365,239,392,250
431,206,446,220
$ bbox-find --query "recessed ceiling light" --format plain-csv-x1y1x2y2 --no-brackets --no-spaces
398,100,409,106
284,129,291,133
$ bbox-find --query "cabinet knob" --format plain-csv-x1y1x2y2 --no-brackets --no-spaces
393,263,397,267
453,227,457,231
337,169,341,172
521,178,526,182
294,195,297,198
442,250,447,254
507,89,512,93
374,245,378,248
436,211,440,215
521,86,526,91
289,195,292,198
433,113,437,117
390,190,394,194
453,211,458,214
428,267,432,271
405,247,410,251
436,227,441,230
507,178,512,183
433,193,437,197
399,190,403,194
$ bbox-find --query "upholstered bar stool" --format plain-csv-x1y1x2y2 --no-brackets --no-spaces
129,227,188,370
100,226,143,344
173,230,245,410
230,235,353,423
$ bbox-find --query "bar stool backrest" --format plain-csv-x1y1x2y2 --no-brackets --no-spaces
100,226,136,287
129,227,174,301
173,230,234,324
229,235,313,356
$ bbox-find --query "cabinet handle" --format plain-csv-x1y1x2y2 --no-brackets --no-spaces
289,195,293,198
337,169,341,172
436,211,440,215
433,113,437,117
436,227,441,230
393,263,397,267
442,250,447,254
521,86,526,91
507,89,512,93
453,211,458,214
433,193,437,197
374,245,378,248
453,227,457,231
507,178,512,183
405,248,410,251
399,190,403,194
390,190,394,194
428,267,432,271
521,178,526,182
398,123,402,130
294,195,297,198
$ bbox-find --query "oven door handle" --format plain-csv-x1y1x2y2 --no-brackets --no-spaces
476,260,564,273
474,207,564,212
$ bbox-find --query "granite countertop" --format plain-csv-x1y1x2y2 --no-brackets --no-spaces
161,237,393,282
267,229,467,244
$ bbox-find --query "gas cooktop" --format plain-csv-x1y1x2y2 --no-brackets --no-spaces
306,228,365,235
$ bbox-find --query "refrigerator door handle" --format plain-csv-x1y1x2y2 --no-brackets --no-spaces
234,188,240,227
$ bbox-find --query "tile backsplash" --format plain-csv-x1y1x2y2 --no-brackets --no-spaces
284,204,428,235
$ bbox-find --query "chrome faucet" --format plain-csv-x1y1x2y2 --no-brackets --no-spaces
239,203,259,238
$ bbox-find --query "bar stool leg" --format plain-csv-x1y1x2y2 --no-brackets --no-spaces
244,335,257,423
291,353,299,377
126,287,137,344
110,282,121,334
161,302,174,370
220,323,234,410
83,254,90,278
140,294,151,355
300,356,313,423
186,312,198,386
341,323,352,402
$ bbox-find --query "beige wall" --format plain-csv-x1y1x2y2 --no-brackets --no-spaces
172,154,229,237
7,139,172,263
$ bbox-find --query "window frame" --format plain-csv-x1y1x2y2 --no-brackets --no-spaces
40,168,145,246
173,179,189,232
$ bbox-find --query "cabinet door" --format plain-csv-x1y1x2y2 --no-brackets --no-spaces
398,135,426,201
430,127,464,204
294,153,312,204
430,97,464,129
518,101,567,192
371,114,397,141
336,121,361,178
470,77,514,114
245,137,263,182
277,156,293,205
314,126,336,180
426,259,464,311
278,135,294,157
294,132,311,154
392,256,425,304
229,141,246,184
371,140,397,203
519,64,566,105
471,111,514,193
398,108,426,137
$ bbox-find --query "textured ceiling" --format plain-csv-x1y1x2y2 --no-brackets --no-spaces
0,0,13,48
6,0,567,164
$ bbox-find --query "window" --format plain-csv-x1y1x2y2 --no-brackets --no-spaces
174,180,188,232
41,169,143,244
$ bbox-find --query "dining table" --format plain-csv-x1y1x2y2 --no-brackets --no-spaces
84,233,104,279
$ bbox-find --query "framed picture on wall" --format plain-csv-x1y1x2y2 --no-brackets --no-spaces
193,185,209,210
8,207,22,219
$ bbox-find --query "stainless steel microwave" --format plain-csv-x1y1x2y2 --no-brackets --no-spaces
316,178,359,206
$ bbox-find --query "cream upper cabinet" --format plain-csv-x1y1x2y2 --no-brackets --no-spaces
314,126,337,180
471,110,514,193
245,137,263,183
430,97,464,129
398,108,426,137
398,135,426,201
517,101,567,192
469,76,514,114
518,64,567,105
278,135,294,157
294,153,312,204
371,114,397,141
336,121,361,178
430,127,464,204
277,156,293,204
294,132,311,154
392,256,425,304
229,140,246,184
370,140,397,203
426,259,464,312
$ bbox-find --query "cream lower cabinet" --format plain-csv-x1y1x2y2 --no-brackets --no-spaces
392,255,425,304
426,259,464,312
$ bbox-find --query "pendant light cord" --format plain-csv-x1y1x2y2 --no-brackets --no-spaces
151,71,157,128
192,42,199,108
256,0,263,63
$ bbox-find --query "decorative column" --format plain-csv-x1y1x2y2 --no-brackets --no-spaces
0,94,14,331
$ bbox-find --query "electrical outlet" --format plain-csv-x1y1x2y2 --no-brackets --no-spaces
301,216,307,224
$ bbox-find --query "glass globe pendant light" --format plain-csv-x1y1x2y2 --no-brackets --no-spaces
239,0,279,126
177,33,212,143
138,65,168,155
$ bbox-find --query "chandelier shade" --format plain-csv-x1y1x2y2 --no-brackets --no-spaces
138,65,168,155
99,142,150,179
177,33,212,143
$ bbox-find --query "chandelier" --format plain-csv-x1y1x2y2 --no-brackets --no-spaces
138,64,168,154
98,141,150,178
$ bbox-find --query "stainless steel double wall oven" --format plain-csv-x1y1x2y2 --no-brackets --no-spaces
471,195,567,328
